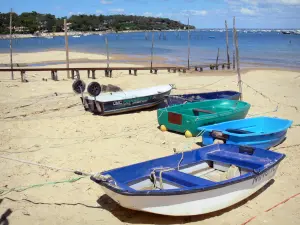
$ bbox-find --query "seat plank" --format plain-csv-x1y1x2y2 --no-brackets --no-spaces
193,108,215,114
156,170,215,187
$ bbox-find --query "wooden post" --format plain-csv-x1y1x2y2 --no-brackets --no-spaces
225,20,230,69
187,17,190,70
150,32,154,72
20,71,25,82
105,36,110,69
216,48,220,70
64,19,70,79
9,8,14,80
232,16,236,70
234,25,243,100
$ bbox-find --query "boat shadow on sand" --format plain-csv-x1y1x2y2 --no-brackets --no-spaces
96,179,275,224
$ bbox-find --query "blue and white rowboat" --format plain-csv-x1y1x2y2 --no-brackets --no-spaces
91,144,285,216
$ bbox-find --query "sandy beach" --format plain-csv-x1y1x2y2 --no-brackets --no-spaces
0,51,300,225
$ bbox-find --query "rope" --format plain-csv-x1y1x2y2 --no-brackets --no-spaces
241,192,300,225
177,151,184,170
0,155,92,176
242,81,298,111
150,167,174,189
159,168,174,189
0,176,86,196
149,127,206,189
247,105,278,117
273,143,300,150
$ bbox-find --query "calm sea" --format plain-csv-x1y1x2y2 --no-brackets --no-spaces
0,30,300,69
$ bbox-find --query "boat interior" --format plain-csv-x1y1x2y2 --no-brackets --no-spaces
129,160,251,191
167,100,243,117
99,144,284,192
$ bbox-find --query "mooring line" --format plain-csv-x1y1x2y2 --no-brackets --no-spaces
241,192,300,225
242,81,298,111
0,155,92,176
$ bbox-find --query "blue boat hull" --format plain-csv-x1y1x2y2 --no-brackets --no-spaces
161,90,240,107
198,117,293,149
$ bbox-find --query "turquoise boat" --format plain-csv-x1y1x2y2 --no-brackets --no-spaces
157,99,251,137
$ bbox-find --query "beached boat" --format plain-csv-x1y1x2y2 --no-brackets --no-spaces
198,117,293,149
90,144,285,216
162,90,241,107
81,84,173,115
157,99,251,137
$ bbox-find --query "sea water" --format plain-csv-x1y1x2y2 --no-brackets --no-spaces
0,30,299,69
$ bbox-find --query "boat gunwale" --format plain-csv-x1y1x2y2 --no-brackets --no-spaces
91,152,285,196
171,91,241,100
86,84,173,103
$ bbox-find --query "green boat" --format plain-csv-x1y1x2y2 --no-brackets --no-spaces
157,99,251,137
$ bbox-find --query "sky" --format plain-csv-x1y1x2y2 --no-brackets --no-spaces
1,0,300,28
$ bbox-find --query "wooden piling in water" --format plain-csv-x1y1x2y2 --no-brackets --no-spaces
105,36,110,70
232,17,236,70
225,20,230,69
187,17,190,70
234,22,243,100
64,19,70,79
216,48,220,70
150,32,154,72
9,8,14,80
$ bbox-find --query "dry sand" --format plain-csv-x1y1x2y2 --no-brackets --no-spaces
0,51,300,225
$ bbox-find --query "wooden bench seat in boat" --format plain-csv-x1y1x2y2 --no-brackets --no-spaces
206,151,271,171
155,170,215,187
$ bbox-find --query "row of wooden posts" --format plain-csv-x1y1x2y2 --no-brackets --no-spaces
12,67,187,82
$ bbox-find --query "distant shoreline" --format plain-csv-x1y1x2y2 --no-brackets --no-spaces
1,28,300,40
0,29,194,40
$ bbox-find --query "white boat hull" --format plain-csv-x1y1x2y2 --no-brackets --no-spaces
81,84,172,115
100,165,278,216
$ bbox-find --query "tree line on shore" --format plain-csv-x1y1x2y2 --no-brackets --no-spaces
0,11,195,34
